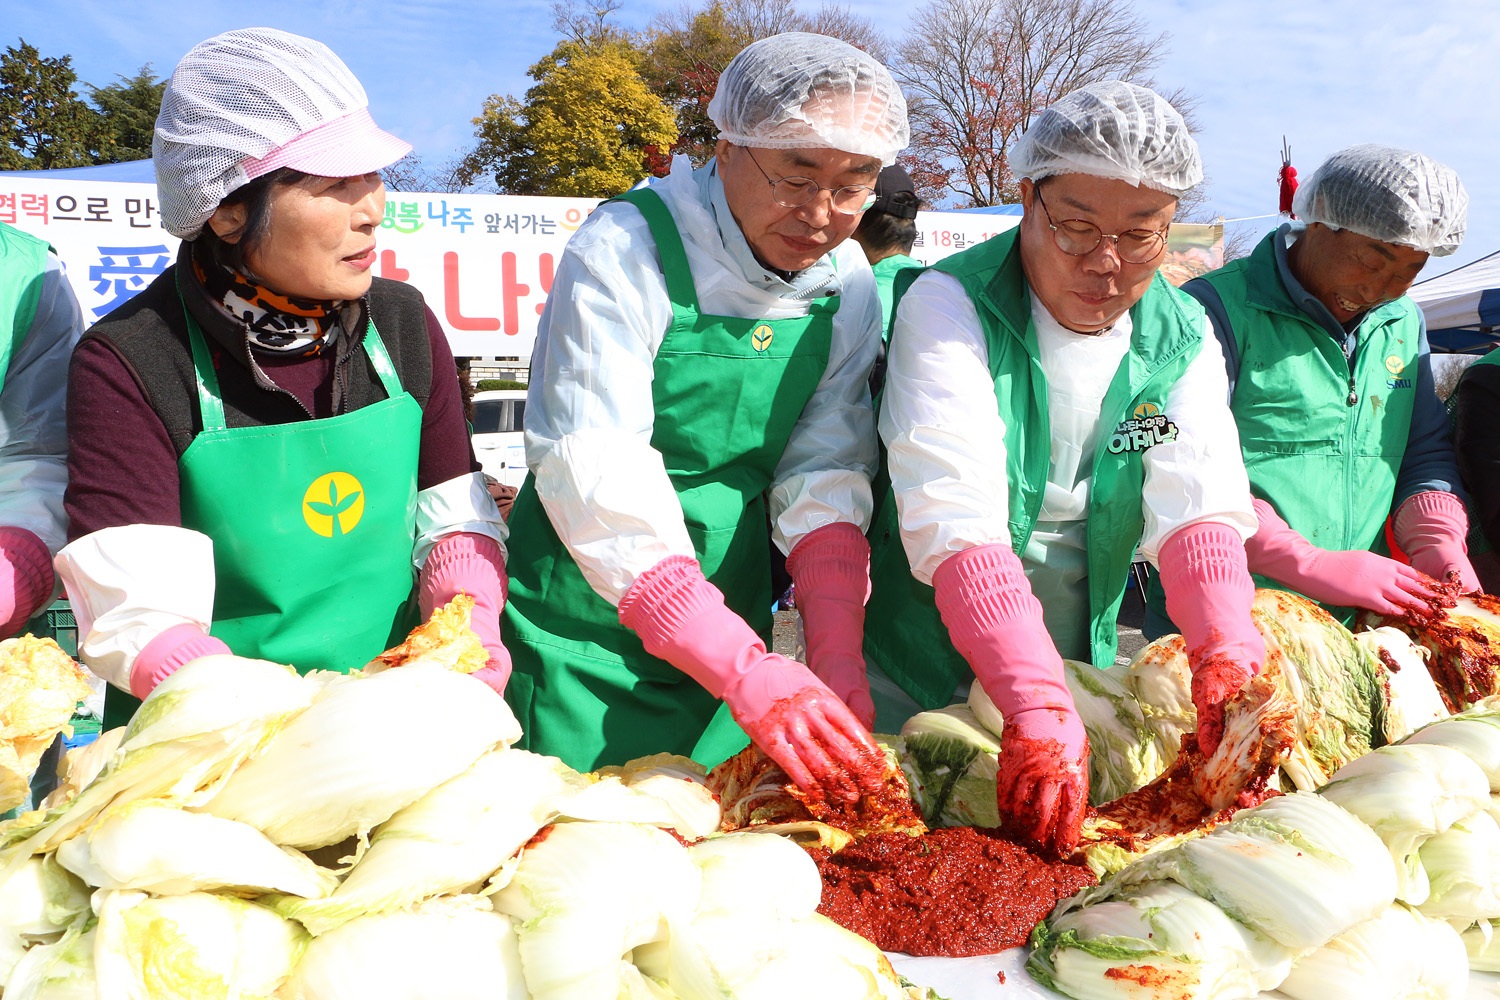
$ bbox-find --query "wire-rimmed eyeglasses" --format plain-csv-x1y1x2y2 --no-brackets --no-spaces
1033,186,1168,264
742,147,876,216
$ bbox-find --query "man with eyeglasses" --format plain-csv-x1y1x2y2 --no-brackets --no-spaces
863,81,1261,856
501,33,907,800
1143,146,1476,637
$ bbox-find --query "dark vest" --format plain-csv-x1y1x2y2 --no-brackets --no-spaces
82,262,434,457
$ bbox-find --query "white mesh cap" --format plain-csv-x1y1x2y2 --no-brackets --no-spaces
1292,144,1468,257
707,32,908,166
154,27,412,239
1011,80,1202,197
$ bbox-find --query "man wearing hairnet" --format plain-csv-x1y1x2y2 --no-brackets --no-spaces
864,82,1261,856
502,33,904,802
1145,145,1476,635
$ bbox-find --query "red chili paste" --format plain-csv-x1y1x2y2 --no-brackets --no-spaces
808,826,1095,957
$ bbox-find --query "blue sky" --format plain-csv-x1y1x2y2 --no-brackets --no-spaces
12,0,1499,275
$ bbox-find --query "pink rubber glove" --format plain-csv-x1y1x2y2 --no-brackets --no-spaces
619,555,885,804
932,543,1088,858
419,532,511,697
1159,522,1265,757
0,527,55,638
1395,491,1481,593
785,523,875,729
1245,499,1446,615
130,622,232,699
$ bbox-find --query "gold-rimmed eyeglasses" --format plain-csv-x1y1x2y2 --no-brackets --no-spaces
742,147,876,216
1033,186,1168,264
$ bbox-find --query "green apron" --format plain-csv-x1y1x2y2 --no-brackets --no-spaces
863,229,1204,708
0,222,50,385
102,302,423,729
1146,230,1419,629
503,186,838,772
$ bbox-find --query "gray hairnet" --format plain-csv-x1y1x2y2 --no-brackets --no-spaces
1293,144,1467,257
707,32,909,166
1011,80,1202,197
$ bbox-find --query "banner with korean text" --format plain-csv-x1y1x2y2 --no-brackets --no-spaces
0,177,1219,363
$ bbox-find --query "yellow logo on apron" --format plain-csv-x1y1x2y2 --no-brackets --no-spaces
1132,401,1161,419
303,472,365,537
1385,355,1405,376
751,325,774,353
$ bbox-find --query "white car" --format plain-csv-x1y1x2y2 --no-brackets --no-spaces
471,389,529,488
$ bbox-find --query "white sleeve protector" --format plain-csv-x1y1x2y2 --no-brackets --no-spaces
878,270,1013,585
412,471,509,570
53,525,218,692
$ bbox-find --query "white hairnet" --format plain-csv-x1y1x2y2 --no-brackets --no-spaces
707,32,908,166
1292,144,1467,257
1011,80,1202,197
154,27,411,239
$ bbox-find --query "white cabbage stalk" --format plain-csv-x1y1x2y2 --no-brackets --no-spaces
1028,880,1296,1000
4,917,96,1000
279,895,528,1000
619,962,680,999
1064,660,1176,804
898,705,1000,827
594,754,721,840
0,856,88,985
493,821,701,1000
1406,711,1500,793
55,800,336,897
201,664,521,849
1278,903,1466,1000
0,655,316,884
966,679,1005,738
282,748,578,935
637,837,903,1000
689,833,821,922
1122,638,1197,756
634,833,825,1000
1102,792,1396,949
1461,920,1500,972
1417,808,1500,923
92,889,306,1000
1319,744,1490,904
729,913,905,1000
1355,627,1449,741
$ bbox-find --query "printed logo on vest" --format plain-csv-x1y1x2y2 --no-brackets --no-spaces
1108,402,1178,454
303,472,365,537
1385,354,1413,389
751,325,774,353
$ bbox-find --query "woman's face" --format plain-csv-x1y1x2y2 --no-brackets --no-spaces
213,173,385,301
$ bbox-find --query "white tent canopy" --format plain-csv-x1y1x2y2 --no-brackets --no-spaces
1411,249,1500,349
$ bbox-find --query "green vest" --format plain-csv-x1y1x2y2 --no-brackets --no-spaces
863,229,1206,708
502,187,839,772
0,223,50,384
871,252,921,340
1147,230,1421,628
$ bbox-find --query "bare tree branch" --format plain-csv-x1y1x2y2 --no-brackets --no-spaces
895,0,1166,207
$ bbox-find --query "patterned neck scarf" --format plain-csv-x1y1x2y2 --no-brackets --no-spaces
193,251,342,355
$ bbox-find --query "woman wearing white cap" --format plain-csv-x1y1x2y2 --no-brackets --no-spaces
56,28,510,728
